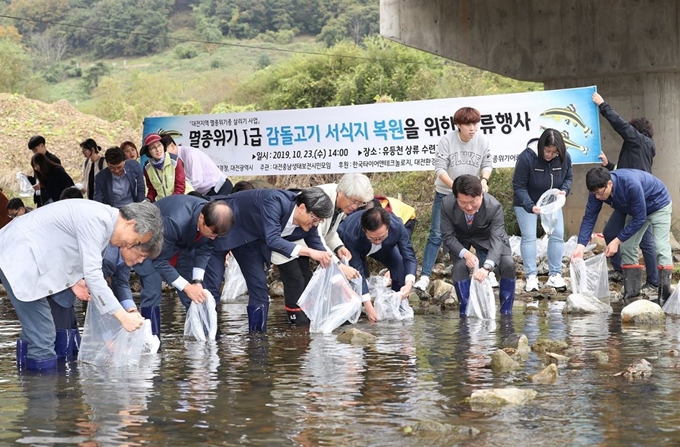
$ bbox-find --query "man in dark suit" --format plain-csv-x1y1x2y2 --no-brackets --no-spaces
135,195,234,336
441,174,515,315
203,188,334,332
337,206,418,322
94,147,145,207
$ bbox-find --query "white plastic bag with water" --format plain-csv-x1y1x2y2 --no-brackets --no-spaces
537,188,566,236
465,278,496,319
662,284,680,315
369,277,415,321
184,290,218,341
220,255,248,301
298,263,363,334
569,253,609,301
16,172,34,198
79,302,160,367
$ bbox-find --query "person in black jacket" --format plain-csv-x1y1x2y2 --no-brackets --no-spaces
512,128,573,293
31,153,75,206
27,135,61,206
593,92,658,291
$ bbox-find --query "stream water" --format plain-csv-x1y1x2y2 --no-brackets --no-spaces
0,296,679,446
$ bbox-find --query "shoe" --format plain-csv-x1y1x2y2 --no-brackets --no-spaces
499,278,516,315
525,275,539,292
622,265,644,302
487,271,499,288
247,303,269,332
546,274,567,292
658,265,674,306
608,269,623,283
414,276,430,291
453,279,471,317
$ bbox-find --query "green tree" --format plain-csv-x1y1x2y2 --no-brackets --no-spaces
0,38,33,93
9,0,70,34
317,0,379,46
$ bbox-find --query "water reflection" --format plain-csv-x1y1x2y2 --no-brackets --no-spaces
2,295,680,445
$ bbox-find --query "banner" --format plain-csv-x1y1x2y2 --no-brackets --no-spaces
143,86,601,176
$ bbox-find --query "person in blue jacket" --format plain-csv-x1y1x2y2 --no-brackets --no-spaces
338,206,417,321
204,188,334,332
571,167,673,304
135,195,234,336
512,128,573,293
593,92,658,291
94,147,146,208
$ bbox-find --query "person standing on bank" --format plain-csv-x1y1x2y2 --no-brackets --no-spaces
0,200,162,371
441,175,515,315
512,128,572,292
571,167,673,305
140,133,187,202
161,135,234,196
592,92,658,292
80,138,107,200
414,107,493,291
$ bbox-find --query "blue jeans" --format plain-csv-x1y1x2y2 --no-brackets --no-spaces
514,206,564,276
420,191,446,277
603,209,658,285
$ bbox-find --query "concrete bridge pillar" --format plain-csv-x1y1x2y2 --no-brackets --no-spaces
381,0,680,235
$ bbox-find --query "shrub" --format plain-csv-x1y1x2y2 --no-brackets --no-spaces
174,44,199,60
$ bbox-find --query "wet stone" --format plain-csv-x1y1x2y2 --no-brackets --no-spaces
592,351,609,364
490,349,521,373
500,333,530,355
337,328,376,346
268,280,284,298
406,420,480,438
469,388,538,408
563,293,613,314
530,363,559,384
531,338,570,354
621,300,665,325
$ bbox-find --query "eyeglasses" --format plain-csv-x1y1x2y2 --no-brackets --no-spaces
348,198,367,208
148,142,163,152
593,187,607,198
365,229,389,244
308,211,324,225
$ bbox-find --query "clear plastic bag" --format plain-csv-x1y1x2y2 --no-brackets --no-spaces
662,285,680,315
537,188,566,236
569,253,609,301
79,302,160,367
221,255,248,301
465,278,496,319
16,172,34,198
368,276,414,321
184,291,218,341
298,263,363,334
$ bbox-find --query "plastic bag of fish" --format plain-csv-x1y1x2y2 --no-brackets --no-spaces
298,263,362,334
368,276,414,322
79,300,159,367
184,290,218,341
220,254,248,301
569,253,609,301
466,278,496,319
537,188,566,236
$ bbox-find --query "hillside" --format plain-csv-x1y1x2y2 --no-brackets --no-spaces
0,93,138,198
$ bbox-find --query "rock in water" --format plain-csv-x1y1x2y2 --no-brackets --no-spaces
531,338,570,354
469,388,537,408
500,333,530,355
621,300,665,325
614,358,652,378
490,349,521,373
337,328,376,346
563,293,613,314
530,364,559,384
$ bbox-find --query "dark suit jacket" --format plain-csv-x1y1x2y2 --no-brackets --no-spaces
93,160,145,206
153,195,214,284
441,193,511,266
337,210,417,294
214,189,325,260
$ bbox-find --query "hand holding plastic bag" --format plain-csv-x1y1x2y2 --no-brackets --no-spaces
184,291,218,341
369,276,414,321
465,278,496,319
537,188,566,236
221,254,248,301
569,253,609,301
79,302,159,367
298,263,363,334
